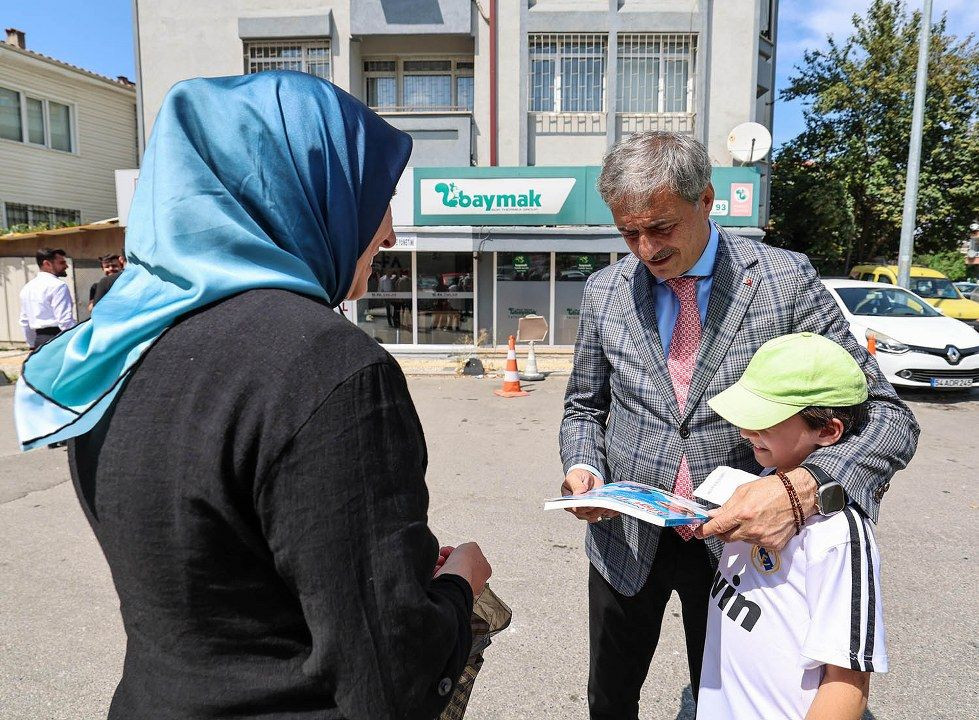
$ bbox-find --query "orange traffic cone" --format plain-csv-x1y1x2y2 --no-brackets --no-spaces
867,333,877,356
494,335,529,398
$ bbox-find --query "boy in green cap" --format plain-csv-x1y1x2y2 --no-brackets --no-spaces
696,332,888,720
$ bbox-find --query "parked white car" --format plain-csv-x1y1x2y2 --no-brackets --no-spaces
821,279,979,389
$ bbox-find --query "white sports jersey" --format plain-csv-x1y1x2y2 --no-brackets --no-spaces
697,505,888,720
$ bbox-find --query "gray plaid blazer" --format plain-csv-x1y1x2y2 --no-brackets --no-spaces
559,228,919,597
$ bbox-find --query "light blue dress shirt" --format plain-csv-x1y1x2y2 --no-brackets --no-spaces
650,221,719,356
566,222,720,483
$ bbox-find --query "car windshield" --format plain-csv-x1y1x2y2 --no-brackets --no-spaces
909,278,960,299
835,287,942,317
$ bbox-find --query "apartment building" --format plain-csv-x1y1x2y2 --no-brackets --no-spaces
134,0,777,348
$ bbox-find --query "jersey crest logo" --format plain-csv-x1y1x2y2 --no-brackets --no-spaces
751,545,780,574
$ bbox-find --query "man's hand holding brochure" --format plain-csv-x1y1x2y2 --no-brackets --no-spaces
544,466,760,527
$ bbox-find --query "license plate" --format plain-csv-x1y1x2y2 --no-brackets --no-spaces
930,377,973,387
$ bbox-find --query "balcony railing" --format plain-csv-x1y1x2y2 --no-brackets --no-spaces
616,112,696,137
527,111,696,137
530,112,606,135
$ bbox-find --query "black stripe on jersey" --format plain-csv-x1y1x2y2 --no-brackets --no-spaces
844,507,864,671
862,514,877,673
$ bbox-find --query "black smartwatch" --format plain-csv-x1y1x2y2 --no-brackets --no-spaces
800,463,847,515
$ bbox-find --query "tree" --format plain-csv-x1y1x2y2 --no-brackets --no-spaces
768,0,979,272
915,250,968,281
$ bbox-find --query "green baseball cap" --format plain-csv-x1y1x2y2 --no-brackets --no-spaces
708,333,868,431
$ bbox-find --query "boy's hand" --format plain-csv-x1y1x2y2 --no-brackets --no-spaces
694,469,817,549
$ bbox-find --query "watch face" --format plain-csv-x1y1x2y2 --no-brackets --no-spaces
820,483,847,514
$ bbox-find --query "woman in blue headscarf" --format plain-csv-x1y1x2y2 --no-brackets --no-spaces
17,72,491,720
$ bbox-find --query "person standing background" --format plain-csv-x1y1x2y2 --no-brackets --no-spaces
88,253,123,311
92,251,127,308
19,247,77,350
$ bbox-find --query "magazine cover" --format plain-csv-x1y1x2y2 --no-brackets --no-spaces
544,481,710,527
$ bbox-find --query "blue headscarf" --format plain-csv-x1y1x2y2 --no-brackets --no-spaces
15,71,412,450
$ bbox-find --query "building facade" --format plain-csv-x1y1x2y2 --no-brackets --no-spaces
134,0,778,348
0,29,138,230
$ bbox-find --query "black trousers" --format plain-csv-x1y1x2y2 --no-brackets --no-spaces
588,530,715,720
33,326,61,349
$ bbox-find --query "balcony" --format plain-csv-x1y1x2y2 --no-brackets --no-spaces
351,0,473,36
379,111,472,167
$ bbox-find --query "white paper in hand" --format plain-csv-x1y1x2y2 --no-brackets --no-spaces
694,466,761,506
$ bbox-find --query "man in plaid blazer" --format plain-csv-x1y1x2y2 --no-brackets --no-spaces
559,132,918,720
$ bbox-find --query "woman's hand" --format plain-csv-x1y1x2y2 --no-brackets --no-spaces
434,542,492,598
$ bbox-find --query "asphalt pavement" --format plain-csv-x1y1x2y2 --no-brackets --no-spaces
1,379,976,720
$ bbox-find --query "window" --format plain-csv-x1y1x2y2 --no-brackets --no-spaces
2,203,80,229
48,101,72,151
0,87,22,141
529,34,607,113
363,58,473,112
26,97,44,145
617,34,696,114
0,86,75,152
244,40,331,80
555,253,611,344
365,60,397,109
496,252,551,344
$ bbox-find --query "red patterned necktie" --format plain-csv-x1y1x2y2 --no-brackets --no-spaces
665,276,701,540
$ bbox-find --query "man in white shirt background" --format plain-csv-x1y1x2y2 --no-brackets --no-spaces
19,247,77,350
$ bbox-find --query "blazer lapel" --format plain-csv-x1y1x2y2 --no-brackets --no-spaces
617,256,681,423
684,229,759,420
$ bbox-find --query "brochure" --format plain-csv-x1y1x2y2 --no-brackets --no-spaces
544,481,710,527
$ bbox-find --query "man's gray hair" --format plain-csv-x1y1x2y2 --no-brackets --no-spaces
597,131,712,211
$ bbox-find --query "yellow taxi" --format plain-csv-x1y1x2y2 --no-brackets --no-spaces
848,265,979,327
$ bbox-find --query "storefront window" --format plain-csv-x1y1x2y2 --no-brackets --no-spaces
555,253,611,344
496,252,551,344
417,252,474,344
357,253,412,344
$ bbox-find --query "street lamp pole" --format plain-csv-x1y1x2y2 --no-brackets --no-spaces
897,0,933,289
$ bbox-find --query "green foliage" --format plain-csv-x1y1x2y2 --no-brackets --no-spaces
0,220,80,236
915,250,968,280
768,0,979,273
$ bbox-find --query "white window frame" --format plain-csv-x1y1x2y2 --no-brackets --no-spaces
528,34,608,114
362,56,474,112
0,84,77,154
243,39,332,81
616,33,697,116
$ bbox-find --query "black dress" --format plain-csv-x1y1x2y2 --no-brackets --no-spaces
68,289,473,720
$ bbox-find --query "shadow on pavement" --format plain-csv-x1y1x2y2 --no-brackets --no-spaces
672,685,696,719
673,685,878,719
897,387,978,405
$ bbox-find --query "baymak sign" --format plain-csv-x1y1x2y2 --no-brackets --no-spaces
412,166,760,227
419,178,577,216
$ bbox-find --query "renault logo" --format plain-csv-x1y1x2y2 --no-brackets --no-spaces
945,345,962,364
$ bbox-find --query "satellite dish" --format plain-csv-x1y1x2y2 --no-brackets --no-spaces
727,122,773,163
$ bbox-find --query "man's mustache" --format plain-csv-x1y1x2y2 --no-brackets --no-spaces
642,248,675,263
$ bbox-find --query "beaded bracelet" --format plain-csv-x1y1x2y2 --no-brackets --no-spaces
776,470,804,535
